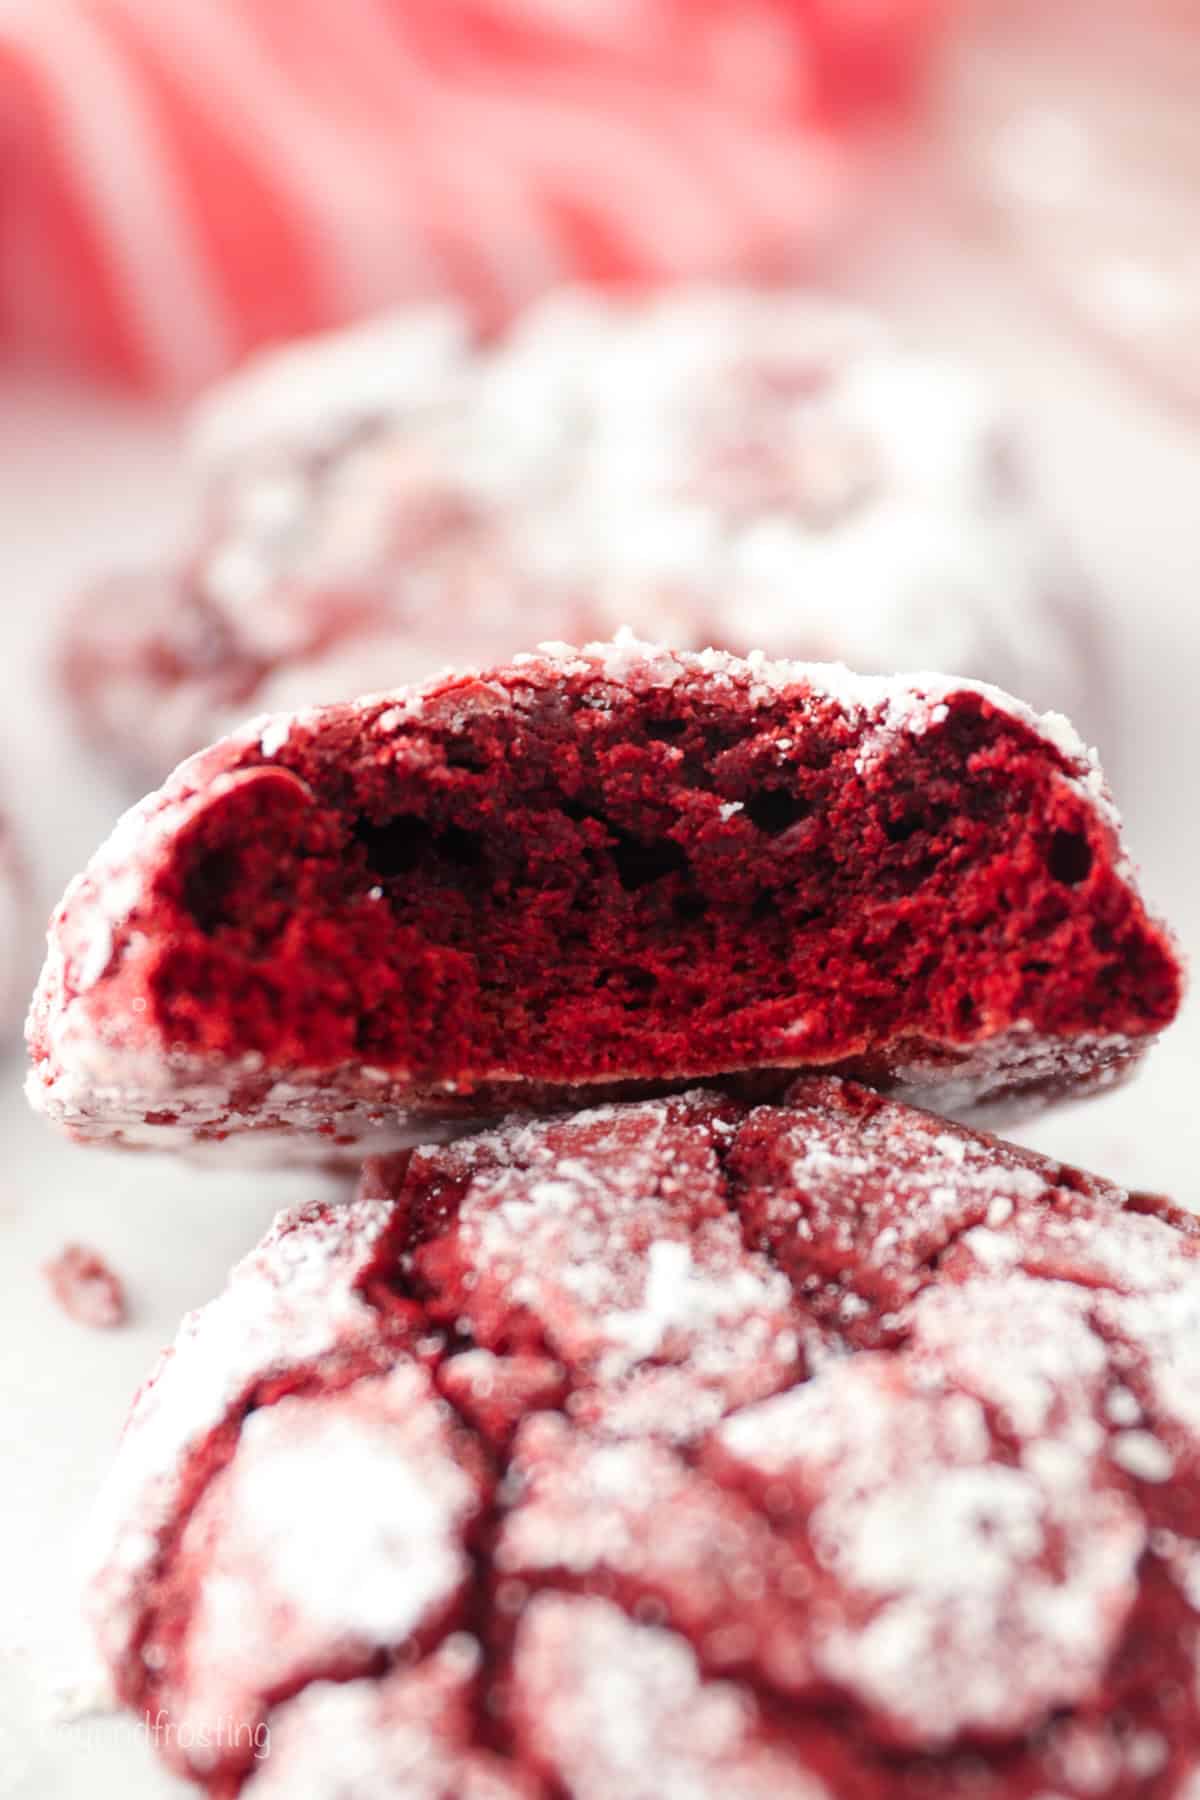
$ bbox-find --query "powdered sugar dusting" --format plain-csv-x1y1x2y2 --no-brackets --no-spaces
85,1196,399,1665
511,1594,829,1800
83,1079,1200,1790
191,306,472,466
163,1365,482,1752
252,1639,531,1800
496,1414,821,1701
73,286,1093,782
542,632,1093,767
414,1092,800,1434
717,1329,1141,1745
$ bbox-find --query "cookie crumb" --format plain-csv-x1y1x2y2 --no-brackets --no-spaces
44,1245,127,1329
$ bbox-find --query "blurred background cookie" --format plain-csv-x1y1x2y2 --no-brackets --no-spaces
62,288,1097,782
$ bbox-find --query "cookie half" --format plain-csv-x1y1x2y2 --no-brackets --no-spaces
29,641,1181,1157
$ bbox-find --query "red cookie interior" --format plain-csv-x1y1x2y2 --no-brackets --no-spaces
29,643,1181,1153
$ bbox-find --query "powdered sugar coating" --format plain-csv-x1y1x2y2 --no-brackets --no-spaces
410,1092,801,1439
251,1639,534,1800
86,1079,1200,1796
85,1195,402,1664
510,1595,829,1800
28,640,1179,1160
496,1418,819,1697
155,1368,484,1755
715,1339,1140,1746
64,286,1095,782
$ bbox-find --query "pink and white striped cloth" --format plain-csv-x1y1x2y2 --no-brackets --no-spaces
0,0,942,391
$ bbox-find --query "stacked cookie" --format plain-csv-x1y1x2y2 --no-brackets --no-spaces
28,627,1194,1797
61,289,1095,785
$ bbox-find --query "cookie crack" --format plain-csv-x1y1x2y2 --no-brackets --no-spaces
124,1347,411,1718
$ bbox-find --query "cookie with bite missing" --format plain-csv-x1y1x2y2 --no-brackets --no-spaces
29,641,1180,1159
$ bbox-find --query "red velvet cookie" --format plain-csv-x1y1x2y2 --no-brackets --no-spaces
86,1080,1200,1797
62,289,1093,783
29,641,1180,1158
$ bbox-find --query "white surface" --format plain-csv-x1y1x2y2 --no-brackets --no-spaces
0,244,1198,1799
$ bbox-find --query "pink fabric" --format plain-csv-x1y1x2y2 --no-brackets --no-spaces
0,0,942,391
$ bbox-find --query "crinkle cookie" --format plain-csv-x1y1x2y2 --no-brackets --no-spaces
86,1080,1200,1797
62,288,1094,781
29,642,1180,1160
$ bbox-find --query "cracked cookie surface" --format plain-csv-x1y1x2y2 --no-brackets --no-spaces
62,288,1092,782
87,1078,1200,1797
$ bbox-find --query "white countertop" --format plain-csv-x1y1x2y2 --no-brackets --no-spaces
0,240,1197,1799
